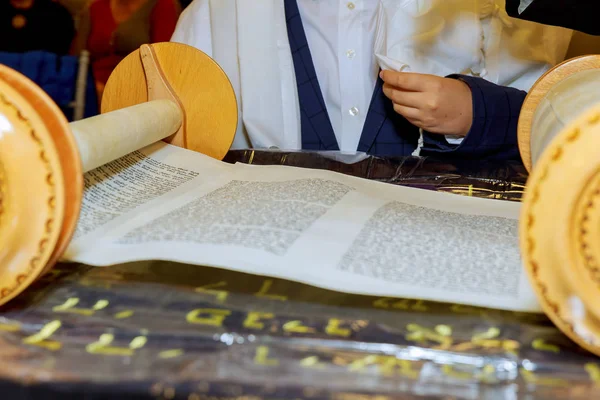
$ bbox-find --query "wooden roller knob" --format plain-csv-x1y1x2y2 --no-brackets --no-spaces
102,42,237,159
518,55,600,172
0,42,237,306
518,55,600,357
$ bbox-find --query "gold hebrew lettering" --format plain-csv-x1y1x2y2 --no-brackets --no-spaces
52,297,109,316
159,349,184,359
283,320,315,334
22,320,62,350
255,280,287,301
0,322,20,332
373,298,428,311
299,356,325,369
243,312,274,330
186,308,231,326
86,333,147,356
325,319,352,337
405,324,453,350
254,346,279,366
532,338,560,353
348,355,418,378
195,281,229,304
114,310,134,319
585,363,600,384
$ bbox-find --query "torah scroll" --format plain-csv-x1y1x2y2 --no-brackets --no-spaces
1,47,600,358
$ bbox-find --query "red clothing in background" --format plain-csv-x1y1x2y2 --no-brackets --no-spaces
87,0,179,86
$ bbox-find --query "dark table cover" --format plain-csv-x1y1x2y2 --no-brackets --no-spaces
0,150,598,400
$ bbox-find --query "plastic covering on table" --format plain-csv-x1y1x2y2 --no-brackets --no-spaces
223,150,528,201
0,150,597,400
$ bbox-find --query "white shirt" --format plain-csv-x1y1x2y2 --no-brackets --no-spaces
171,0,571,153
297,0,459,152
298,0,379,153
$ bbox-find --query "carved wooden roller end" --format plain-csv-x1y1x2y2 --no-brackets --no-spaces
0,42,237,306
519,56,600,356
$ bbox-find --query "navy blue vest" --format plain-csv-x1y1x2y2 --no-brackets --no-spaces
284,0,420,157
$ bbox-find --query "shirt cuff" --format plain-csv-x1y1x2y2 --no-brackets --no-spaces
444,135,464,146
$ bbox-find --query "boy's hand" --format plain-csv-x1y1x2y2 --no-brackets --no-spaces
380,70,473,136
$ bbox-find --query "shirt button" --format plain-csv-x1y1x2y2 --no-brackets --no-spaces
346,49,356,59
347,2,355,10
349,107,359,116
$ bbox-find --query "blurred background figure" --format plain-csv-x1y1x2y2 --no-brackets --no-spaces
0,0,75,54
72,0,181,101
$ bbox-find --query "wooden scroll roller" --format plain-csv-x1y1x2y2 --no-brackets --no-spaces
518,55,600,357
0,42,237,306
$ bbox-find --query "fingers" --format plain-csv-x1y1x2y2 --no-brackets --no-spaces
382,83,422,108
380,70,430,92
383,81,425,122
392,103,421,122
383,84,441,114
380,70,473,135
